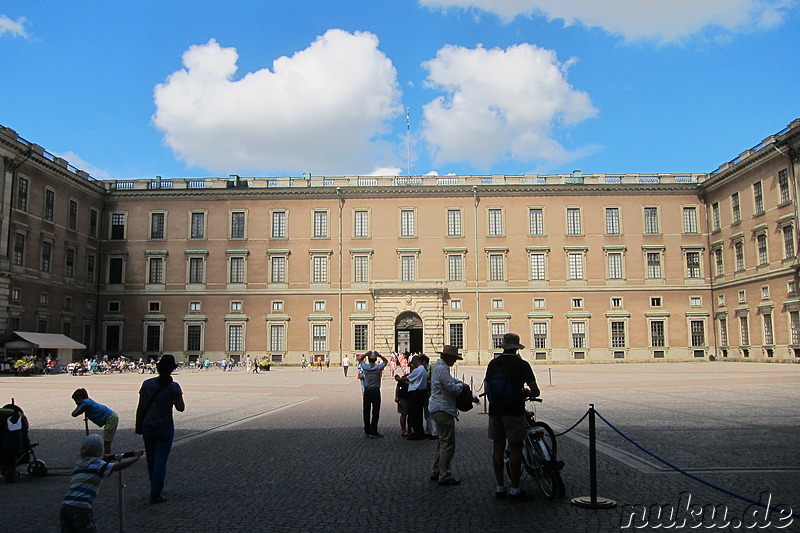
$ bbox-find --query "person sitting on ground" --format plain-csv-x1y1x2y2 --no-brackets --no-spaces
70,388,120,455
59,434,142,533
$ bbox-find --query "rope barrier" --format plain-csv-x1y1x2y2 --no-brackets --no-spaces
553,409,589,438
591,408,799,520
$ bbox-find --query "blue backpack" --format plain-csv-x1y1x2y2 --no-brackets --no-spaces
485,366,514,412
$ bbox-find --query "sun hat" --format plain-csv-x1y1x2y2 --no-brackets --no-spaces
436,345,463,360
156,354,178,373
501,333,525,350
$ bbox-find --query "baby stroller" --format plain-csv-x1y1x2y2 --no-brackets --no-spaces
0,399,47,483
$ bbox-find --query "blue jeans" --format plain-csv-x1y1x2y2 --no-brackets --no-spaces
142,424,174,500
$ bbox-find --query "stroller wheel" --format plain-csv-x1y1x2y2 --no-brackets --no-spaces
28,460,47,478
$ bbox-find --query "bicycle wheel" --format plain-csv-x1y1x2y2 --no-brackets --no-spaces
531,421,557,459
530,439,556,499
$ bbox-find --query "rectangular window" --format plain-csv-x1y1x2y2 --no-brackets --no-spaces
44,190,55,221
108,257,123,284
400,209,415,237
146,325,161,352
732,193,741,223
647,252,662,279
611,297,622,307
790,311,800,345
355,300,367,311
89,209,98,238
753,181,764,214
41,241,52,272
189,301,201,312
65,249,75,278
271,256,286,283
270,324,285,351
686,251,701,278
16,177,28,211
313,300,325,312
488,208,503,236
530,253,546,280
150,213,165,239
354,210,369,237
735,241,745,271
784,225,796,258
489,254,504,281
568,252,584,280
354,255,369,283
714,249,724,276
86,255,96,283
763,313,774,345
68,200,78,230
718,318,728,346
607,252,622,279
712,202,721,231
529,208,544,235
272,211,286,238
312,324,327,351
572,322,586,349
491,323,506,349
533,322,547,349
644,207,659,234
650,321,665,347
605,208,620,234
12,233,24,266
740,316,750,345
148,257,163,284
190,212,205,239
448,254,463,281
313,211,328,238
447,209,462,236
690,321,705,347
449,323,464,349
189,257,204,283
187,325,202,351
778,169,790,204
231,211,245,239
313,256,328,283
682,207,698,233
757,234,768,265
401,255,415,282
230,257,245,283
105,325,120,352
271,301,283,312
451,299,462,310
110,213,126,239
228,324,243,352
611,321,626,348
566,208,582,235
354,324,368,351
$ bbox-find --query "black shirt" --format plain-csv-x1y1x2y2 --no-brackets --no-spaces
484,352,536,416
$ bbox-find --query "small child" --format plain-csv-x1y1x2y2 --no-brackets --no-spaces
59,435,142,533
71,389,120,454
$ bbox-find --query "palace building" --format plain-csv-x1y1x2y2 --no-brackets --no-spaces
1,120,799,365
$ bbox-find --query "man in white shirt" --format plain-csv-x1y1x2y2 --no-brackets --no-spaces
399,355,427,440
358,351,388,438
342,355,351,377
428,345,464,485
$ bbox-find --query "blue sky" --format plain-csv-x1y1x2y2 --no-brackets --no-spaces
1,1,798,179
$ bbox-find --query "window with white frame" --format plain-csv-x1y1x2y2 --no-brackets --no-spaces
718,317,728,346
529,208,544,235
354,324,368,351
731,192,741,223
354,210,369,238
488,208,503,236
568,252,584,280
763,313,774,345
228,324,244,352
400,209,415,237
683,207,698,233
533,322,547,349
530,252,546,280
491,298,504,309
188,257,204,284
491,323,506,349
448,254,463,282
714,248,724,277
650,320,665,347
230,211,246,239
686,251,701,278
229,256,245,283
605,207,620,234
271,255,286,283
355,300,367,311
644,207,659,234
272,211,287,238
68,200,78,230
447,209,462,237
607,252,623,279
270,324,285,351
189,301,201,312
789,310,800,344
534,298,545,308
718,294,725,306
611,321,626,348
44,189,55,221
186,324,202,351
782,224,795,258
314,300,326,312
738,289,746,302
107,256,124,284
449,323,464,349
312,255,328,283
150,212,165,239
16,177,28,211
110,213,126,239
230,301,242,312
739,315,750,345
572,297,583,308
690,320,705,347
489,253,505,281
353,254,370,283
313,211,328,238
401,254,416,282
12,233,25,266
190,212,205,239
734,241,745,271
651,297,662,307
753,181,764,215
450,299,462,310
566,208,582,235
571,322,586,349
756,233,768,265
646,252,662,279
690,296,701,306
611,297,622,308
146,324,162,352
312,324,327,351
712,202,721,231
778,169,790,204
148,257,164,284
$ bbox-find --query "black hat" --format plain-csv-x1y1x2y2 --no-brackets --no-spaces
501,333,525,350
156,354,178,373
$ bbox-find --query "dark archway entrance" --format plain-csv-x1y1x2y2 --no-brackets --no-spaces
395,311,423,354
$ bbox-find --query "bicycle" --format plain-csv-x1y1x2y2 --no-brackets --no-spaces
504,397,566,499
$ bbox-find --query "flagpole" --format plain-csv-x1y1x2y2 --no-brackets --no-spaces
406,107,410,177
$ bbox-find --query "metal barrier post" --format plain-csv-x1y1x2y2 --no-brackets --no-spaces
118,468,126,533
571,404,616,509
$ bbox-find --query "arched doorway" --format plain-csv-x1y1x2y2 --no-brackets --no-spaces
395,311,423,354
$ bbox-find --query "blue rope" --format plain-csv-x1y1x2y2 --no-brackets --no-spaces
553,409,589,437
593,408,799,520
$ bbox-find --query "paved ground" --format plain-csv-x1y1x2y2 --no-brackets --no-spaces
2,361,799,532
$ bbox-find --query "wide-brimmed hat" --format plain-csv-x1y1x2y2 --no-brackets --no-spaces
501,333,525,350
156,354,178,373
437,345,463,360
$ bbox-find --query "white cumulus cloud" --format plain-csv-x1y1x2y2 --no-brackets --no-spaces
53,151,112,179
419,0,794,43
0,15,29,38
421,43,596,170
152,30,402,175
